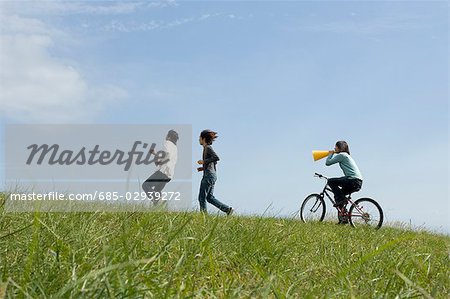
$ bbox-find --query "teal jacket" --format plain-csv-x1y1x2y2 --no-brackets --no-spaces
325,152,363,180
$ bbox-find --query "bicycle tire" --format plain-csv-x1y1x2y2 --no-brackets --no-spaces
300,194,326,223
348,197,384,229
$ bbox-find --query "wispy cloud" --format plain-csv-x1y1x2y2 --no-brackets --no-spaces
0,14,128,122
0,1,177,16
102,12,224,32
296,12,431,35
104,20,161,32
0,14,65,36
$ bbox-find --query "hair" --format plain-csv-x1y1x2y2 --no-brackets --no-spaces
200,130,218,145
166,130,179,145
335,140,350,155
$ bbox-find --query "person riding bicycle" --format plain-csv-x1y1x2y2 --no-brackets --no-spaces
325,141,363,208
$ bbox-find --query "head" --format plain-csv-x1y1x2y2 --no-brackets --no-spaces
199,129,218,146
334,140,350,155
166,130,179,145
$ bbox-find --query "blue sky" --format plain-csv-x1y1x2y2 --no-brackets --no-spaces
0,1,448,233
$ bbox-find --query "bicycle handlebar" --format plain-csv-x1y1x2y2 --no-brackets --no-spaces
314,173,328,180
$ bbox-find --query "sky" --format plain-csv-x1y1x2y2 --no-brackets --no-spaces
0,1,448,233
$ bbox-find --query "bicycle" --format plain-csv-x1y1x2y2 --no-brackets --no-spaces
299,173,384,229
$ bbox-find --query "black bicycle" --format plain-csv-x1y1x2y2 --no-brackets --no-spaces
299,173,384,229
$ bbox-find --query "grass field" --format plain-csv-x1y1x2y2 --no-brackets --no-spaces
0,194,449,298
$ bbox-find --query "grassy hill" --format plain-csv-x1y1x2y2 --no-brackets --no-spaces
0,197,449,298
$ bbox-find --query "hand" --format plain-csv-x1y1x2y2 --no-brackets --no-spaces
329,150,335,154
150,148,156,155
197,160,204,165
197,167,204,172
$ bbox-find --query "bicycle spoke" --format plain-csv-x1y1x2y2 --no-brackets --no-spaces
300,194,325,223
349,198,383,229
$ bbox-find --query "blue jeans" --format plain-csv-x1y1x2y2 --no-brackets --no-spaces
198,171,229,213
328,177,363,205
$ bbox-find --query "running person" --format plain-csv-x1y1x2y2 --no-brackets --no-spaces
197,130,233,215
142,130,179,206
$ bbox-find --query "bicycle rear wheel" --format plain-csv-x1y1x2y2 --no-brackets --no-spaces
300,194,326,223
348,198,383,229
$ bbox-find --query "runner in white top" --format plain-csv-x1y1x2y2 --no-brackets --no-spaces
142,130,179,206
158,138,178,179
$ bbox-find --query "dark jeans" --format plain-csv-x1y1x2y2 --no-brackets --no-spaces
328,177,362,206
142,170,171,206
198,171,230,213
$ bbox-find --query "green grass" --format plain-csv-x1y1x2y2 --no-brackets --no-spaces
0,194,449,298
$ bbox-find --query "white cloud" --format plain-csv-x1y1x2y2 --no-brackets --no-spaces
104,19,161,32
0,15,127,122
298,12,428,35
1,14,62,36
164,17,195,29
199,14,211,20
0,1,177,16
102,12,223,32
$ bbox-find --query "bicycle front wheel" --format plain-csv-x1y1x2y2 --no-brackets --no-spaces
349,198,383,229
300,194,326,223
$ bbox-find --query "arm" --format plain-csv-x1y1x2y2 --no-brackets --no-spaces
155,142,170,166
203,146,220,164
162,141,171,161
325,152,342,166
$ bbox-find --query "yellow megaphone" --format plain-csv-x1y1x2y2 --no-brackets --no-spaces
312,150,330,161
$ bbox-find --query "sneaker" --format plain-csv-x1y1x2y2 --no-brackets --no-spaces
226,207,234,216
337,208,349,224
337,215,349,224
336,220,349,225
339,217,349,224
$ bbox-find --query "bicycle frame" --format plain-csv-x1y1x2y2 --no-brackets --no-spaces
320,185,335,205
316,175,341,207
317,176,365,218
